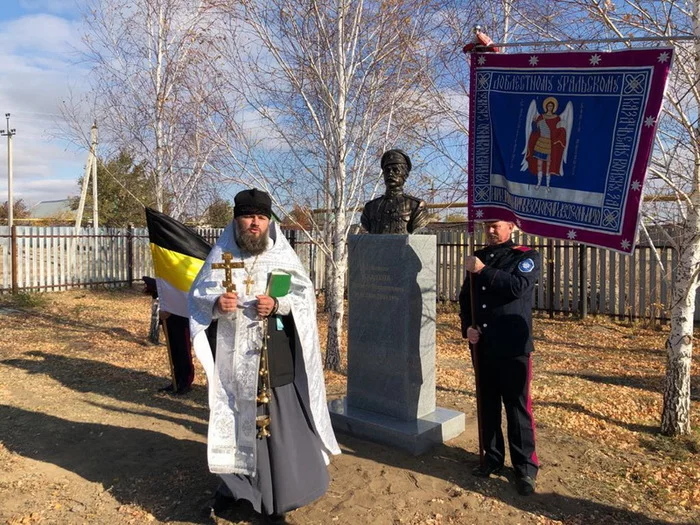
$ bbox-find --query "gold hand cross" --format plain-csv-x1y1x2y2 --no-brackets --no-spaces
211,252,244,292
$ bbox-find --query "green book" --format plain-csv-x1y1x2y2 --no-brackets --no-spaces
266,271,291,298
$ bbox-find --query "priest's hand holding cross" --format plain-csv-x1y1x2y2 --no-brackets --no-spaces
211,251,277,317
219,291,275,317
213,251,244,314
217,291,238,314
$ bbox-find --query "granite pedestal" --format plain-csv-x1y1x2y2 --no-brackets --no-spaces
329,234,465,454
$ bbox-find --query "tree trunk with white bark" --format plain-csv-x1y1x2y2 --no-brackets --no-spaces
519,0,700,436
661,194,700,435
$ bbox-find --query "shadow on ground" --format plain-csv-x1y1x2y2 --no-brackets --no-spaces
538,399,658,434
335,433,677,525
2,351,208,427
553,370,700,401
0,405,215,524
4,306,151,347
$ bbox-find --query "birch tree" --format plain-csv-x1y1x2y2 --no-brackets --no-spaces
425,0,697,434
418,0,568,210
418,1,522,208
213,0,442,370
509,0,700,436
76,0,227,220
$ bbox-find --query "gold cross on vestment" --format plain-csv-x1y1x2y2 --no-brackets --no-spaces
211,252,244,293
243,275,255,295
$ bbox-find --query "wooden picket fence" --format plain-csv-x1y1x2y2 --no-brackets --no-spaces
0,226,150,292
0,226,319,294
0,225,694,322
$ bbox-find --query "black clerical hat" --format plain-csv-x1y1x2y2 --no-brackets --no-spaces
380,149,412,172
233,189,272,219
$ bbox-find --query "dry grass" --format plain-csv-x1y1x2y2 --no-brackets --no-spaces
0,287,698,525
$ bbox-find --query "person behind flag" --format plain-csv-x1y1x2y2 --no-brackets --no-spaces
146,208,213,395
189,188,340,524
458,220,540,496
141,275,194,393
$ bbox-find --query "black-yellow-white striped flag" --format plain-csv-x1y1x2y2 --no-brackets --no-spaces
145,208,212,317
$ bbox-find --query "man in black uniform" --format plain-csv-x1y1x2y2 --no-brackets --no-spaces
459,220,540,496
360,149,431,234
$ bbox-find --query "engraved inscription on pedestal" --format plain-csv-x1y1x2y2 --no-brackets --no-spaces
329,234,465,454
347,235,436,421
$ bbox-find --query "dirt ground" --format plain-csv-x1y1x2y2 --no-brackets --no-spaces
0,287,698,525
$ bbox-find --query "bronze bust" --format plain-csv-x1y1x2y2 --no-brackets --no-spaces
361,149,430,234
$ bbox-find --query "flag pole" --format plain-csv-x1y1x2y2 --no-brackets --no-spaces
486,34,693,49
468,233,485,468
464,23,497,468
466,178,485,468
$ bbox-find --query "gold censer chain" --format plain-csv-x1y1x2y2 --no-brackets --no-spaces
256,318,272,438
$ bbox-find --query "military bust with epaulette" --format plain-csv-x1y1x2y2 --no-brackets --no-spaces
360,149,431,234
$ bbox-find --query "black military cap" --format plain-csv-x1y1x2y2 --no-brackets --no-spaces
233,188,272,219
380,149,412,172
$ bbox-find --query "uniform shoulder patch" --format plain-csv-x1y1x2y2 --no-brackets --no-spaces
518,258,535,273
513,245,530,252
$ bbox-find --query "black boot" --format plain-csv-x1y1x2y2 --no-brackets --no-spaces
472,463,503,478
515,475,536,496
264,513,288,524
202,492,236,516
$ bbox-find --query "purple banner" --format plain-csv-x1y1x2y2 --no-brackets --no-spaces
468,49,672,253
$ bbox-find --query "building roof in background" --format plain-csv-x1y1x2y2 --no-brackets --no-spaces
31,199,75,219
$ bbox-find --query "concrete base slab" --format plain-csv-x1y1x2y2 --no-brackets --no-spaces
329,397,466,455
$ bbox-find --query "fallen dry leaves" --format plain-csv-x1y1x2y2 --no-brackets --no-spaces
437,308,700,519
0,289,698,525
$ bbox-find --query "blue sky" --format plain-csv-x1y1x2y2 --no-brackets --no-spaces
0,0,86,207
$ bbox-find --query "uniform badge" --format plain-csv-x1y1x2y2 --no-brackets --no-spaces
518,258,535,273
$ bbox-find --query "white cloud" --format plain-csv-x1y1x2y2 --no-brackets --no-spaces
0,14,82,55
1,178,78,204
0,12,88,205
0,134,83,203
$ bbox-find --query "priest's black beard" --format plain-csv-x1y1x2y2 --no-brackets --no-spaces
237,229,269,256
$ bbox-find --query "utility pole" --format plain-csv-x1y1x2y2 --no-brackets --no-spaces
91,123,99,229
0,114,16,227
75,122,98,229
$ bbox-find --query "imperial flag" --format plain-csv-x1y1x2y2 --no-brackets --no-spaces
145,207,212,317
468,48,673,253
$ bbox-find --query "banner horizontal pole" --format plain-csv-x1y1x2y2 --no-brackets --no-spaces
489,35,695,48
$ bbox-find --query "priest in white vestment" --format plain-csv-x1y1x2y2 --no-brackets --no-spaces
189,189,340,524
